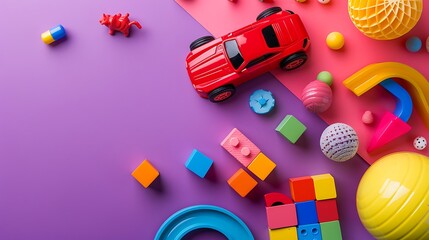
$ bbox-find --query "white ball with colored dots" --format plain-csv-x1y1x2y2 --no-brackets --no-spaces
326,32,345,50
319,0,330,4
320,123,359,162
413,136,427,150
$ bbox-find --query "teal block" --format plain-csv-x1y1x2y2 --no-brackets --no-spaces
320,221,342,240
185,149,213,178
276,115,307,143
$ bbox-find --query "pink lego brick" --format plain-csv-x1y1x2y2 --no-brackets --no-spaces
221,128,261,167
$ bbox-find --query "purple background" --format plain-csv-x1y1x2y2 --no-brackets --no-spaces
0,1,372,239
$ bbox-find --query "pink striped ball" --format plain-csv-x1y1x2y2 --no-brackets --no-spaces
301,80,333,113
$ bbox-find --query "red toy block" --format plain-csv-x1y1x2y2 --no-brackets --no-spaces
221,128,261,167
266,204,298,229
289,176,316,202
264,192,293,207
316,199,339,223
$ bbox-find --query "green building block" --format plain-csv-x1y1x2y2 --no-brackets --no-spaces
320,220,343,240
275,115,307,143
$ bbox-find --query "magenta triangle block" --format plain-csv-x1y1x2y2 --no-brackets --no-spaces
368,112,412,152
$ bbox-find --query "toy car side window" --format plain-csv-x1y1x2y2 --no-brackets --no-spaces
245,53,275,69
262,25,280,48
225,40,244,69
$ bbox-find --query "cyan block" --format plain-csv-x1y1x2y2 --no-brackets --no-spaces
296,201,318,225
297,223,322,240
185,149,213,178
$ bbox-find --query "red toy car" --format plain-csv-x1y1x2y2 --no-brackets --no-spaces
186,7,311,102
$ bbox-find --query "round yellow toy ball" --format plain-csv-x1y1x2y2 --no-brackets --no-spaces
348,0,423,40
356,152,429,240
326,32,344,50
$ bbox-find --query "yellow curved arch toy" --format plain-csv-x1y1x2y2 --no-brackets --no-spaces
343,62,429,129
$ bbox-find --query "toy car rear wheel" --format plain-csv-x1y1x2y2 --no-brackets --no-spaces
208,85,236,103
257,7,282,21
190,36,215,51
280,52,308,71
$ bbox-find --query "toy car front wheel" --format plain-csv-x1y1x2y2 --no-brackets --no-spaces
256,7,282,21
280,52,308,71
190,36,215,51
208,85,236,103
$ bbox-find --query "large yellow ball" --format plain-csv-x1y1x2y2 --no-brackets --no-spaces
348,0,423,40
356,152,429,240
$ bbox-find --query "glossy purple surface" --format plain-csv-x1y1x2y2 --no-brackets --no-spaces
0,1,372,239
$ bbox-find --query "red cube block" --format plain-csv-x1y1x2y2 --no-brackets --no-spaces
316,199,339,222
266,204,298,229
289,176,316,202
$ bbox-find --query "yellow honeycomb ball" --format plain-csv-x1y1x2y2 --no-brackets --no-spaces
356,152,429,240
348,0,423,40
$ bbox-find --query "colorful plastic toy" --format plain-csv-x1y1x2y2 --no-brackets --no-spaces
186,7,310,102
320,221,342,240
131,159,159,188
276,115,307,144
406,36,422,52
348,0,423,40
320,123,359,162
361,111,374,125
318,0,330,4
356,152,429,240
311,174,336,200
301,80,332,113
227,168,258,197
316,71,333,86
99,13,142,37
297,223,322,240
249,89,275,114
413,136,427,150
155,205,254,240
289,176,315,202
265,193,297,229
185,149,213,178
367,79,413,152
343,62,429,130
316,199,339,223
326,32,344,50
41,25,66,45
296,201,318,225
247,152,276,180
269,227,298,240
221,128,261,167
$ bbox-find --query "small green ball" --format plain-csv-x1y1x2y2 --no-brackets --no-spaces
317,71,333,86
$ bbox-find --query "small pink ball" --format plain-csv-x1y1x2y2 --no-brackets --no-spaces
301,80,333,113
362,111,374,124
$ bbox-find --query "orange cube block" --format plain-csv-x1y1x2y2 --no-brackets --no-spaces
227,168,258,197
132,159,160,188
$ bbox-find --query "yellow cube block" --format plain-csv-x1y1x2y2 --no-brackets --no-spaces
269,227,298,240
132,160,159,188
311,173,337,200
247,152,276,181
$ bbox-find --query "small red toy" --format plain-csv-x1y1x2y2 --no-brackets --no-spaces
99,13,142,37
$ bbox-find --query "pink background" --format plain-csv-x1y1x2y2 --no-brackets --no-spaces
176,0,429,164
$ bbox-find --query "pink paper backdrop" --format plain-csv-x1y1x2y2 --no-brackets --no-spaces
175,0,429,164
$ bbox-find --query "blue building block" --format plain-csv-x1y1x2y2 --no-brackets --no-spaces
297,223,322,240
295,201,318,225
185,149,214,178
380,79,413,122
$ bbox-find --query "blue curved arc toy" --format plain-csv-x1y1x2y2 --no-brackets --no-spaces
380,79,413,122
155,205,254,240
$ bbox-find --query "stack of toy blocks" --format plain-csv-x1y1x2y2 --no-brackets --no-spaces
266,173,342,240
222,128,276,197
